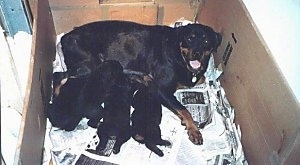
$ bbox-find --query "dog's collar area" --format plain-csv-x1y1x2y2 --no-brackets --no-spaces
192,75,197,83
192,71,202,83
179,48,201,84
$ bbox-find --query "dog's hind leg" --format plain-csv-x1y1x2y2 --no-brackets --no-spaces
112,132,131,154
96,126,109,151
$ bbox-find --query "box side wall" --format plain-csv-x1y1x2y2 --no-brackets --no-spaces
282,130,300,164
198,0,300,164
49,0,198,34
14,0,56,164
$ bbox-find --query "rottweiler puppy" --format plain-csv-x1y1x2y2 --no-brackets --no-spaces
48,76,86,131
131,86,172,157
48,60,142,131
96,77,133,155
60,20,222,144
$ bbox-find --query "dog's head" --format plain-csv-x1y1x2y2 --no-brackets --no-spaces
96,60,125,89
178,24,222,74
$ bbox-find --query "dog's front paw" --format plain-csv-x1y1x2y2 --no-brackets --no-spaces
187,128,203,145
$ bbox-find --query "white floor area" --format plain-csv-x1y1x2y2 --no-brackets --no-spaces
1,108,22,165
0,29,32,165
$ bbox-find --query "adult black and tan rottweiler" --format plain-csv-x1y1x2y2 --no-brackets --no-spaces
60,20,222,144
132,86,171,157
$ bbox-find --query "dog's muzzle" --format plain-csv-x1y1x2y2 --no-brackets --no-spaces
189,59,201,70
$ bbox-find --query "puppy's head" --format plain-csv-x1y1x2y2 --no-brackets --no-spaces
178,24,222,74
98,60,125,86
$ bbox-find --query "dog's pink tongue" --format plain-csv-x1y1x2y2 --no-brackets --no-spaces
190,60,201,69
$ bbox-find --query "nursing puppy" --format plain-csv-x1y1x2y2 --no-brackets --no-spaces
96,78,133,155
60,20,222,144
131,86,171,157
48,60,138,131
48,76,86,131
94,62,151,155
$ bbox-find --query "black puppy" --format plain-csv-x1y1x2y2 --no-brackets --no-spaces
93,63,150,155
60,20,222,144
131,86,171,157
48,60,137,131
48,76,86,130
96,77,133,155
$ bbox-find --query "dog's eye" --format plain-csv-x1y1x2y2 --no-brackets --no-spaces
202,34,210,45
187,34,196,42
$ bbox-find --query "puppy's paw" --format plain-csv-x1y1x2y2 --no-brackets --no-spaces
157,139,172,146
163,140,172,146
155,150,164,157
187,128,203,145
112,148,120,154
146,144,164,157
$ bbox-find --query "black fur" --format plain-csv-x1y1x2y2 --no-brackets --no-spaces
48,76,86,131
48,60,133,131
132,86,171,157
96,72,133,154
60,20,222,144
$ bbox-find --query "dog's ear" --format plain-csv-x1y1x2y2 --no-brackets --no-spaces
214,33,222,51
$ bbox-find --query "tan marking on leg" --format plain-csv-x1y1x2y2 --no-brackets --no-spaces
54,78,68,97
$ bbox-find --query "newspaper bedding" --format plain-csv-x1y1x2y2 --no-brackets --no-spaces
43,19,248,165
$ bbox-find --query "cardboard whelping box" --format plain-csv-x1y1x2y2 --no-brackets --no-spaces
16,0,300,164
